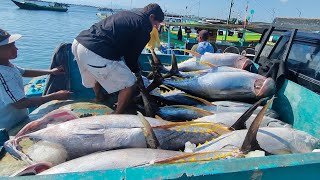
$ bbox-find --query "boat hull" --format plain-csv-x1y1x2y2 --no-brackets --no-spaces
11,0,68,12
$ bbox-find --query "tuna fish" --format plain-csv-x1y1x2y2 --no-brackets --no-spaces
157,101,279,121
151,89,213,106
34,149,184,175
148,51,247,79
164,71,276,101
154,98,319,164
5,114,228,165
165,53,252,72
192,98,319,155
194,128,319,155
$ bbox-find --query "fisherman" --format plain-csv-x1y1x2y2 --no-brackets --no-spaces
72,3,164,114
191,30,215,55
146,25,161,52
0,29,72,130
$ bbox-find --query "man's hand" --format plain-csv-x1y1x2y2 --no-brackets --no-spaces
49,90,72,100
50,65,65,75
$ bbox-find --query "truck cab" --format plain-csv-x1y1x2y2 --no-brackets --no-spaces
256,29,320,93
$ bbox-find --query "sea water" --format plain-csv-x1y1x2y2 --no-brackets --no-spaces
0,0,101,84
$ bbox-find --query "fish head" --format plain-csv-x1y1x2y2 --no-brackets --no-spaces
235,56,252,70
254,77,276,98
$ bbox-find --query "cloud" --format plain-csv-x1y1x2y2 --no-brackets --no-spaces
280,0,288,3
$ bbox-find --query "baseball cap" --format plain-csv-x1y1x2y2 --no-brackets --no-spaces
0,29,22,46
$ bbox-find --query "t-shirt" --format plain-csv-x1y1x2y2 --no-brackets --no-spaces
0,64,28,130
196,42,214,55
76,10,153,73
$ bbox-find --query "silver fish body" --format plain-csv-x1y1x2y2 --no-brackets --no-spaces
194,128,320,155
164,72,276,101
170,53,251,72
8,115,216,161
38,148,184,175
177,66,246,78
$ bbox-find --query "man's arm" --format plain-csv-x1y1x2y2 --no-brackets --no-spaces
23,66,65,77
124,33,150,73
12,90,72,109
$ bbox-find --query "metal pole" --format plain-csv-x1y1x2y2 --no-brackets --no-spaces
225,0,234,41
226,0,234,25
296,8,302,17
167,26,171,54
198,0,200,18
130,0,132,9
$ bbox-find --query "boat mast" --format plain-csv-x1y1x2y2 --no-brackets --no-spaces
225,0,234,41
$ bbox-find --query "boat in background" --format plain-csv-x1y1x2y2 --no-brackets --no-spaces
11,0,68,12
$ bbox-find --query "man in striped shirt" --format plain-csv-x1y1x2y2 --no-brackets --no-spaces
0,29,72,131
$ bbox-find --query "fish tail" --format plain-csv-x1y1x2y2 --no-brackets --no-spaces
240,96,276,154
4,138,34,164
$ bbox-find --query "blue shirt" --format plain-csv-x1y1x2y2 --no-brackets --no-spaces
196,42,214,55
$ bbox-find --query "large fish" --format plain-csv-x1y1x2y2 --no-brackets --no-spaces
5,114,227,165
148,51,247,79
165,53,251,72
9,101,113,136
154,98,319,165
12,149,185,176
164,71,276,101
192,97,319,155
151,88,213,106
157,101,279,121
194,127,319,155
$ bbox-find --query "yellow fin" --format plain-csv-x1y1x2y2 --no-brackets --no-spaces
198,61,218,68
168,105,214,116
180,94,212,106
154,122,231,136
155,115,164,121
159,85,173,92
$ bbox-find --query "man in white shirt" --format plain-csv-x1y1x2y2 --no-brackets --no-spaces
0,29,72,130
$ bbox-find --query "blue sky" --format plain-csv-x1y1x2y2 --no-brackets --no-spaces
50,0,320,22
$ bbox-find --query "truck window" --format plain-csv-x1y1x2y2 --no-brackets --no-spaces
287,42,320,80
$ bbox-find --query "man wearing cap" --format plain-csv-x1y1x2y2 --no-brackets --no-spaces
191,30,215,55
72,3,164,114
0,29,72,131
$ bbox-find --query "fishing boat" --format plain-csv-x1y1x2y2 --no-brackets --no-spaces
161,21,262,53
1,19,320,178
96,13,109,19
11,0,68,12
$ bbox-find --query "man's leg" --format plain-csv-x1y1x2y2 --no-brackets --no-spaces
114,85,136,114
93,82,105,102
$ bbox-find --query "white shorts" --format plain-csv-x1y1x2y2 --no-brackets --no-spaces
72,40,136,94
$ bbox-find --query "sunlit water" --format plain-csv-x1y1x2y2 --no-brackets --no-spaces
0,0,101,83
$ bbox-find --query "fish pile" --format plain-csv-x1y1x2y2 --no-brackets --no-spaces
2,52,319,177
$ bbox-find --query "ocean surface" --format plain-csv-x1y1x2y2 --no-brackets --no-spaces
0,0,100,84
